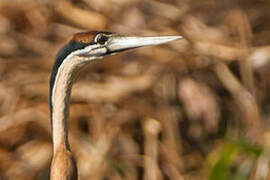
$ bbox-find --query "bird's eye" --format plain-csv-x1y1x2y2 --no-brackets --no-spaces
96,34,109,45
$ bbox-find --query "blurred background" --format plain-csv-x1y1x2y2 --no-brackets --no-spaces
0,0,270,179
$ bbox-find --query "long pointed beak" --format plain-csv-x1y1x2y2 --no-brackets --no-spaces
106,35,182,53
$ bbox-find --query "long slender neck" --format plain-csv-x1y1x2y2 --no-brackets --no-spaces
50,55,87,153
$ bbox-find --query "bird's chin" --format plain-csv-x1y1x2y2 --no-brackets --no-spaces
91,51,118,60
89,47,108,56
90,47,120,57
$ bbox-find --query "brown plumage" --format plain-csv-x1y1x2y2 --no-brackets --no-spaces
51,146,77,180
72,31,98,43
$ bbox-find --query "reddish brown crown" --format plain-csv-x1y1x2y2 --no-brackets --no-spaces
72,31,98,44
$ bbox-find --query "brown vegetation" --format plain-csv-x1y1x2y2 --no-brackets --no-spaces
0,0,270,179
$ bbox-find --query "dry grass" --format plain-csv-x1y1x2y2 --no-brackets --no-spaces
0,0,270,179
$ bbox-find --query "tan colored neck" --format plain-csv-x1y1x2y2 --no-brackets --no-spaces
51,55,85,153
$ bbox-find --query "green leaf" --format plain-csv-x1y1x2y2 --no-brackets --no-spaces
209,143,238,180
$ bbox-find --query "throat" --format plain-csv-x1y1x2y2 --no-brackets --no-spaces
50,56,83,153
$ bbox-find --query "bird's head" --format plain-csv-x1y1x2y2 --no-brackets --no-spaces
50,31,182,98
62,31,182,60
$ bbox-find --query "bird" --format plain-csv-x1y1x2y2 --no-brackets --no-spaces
49,31,182,179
